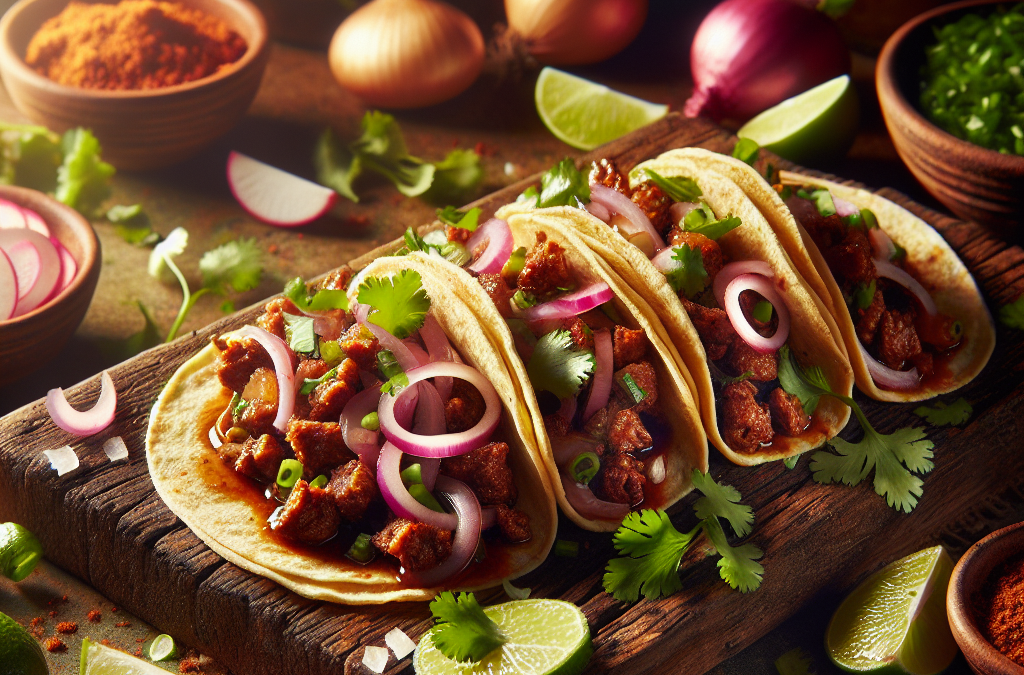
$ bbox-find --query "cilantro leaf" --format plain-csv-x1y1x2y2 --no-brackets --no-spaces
537,158,590,208
429,592,506,663
913,398,972,427
314,128,361,203
436,206,481,231
702,516,764,593
797,188,836,217
683,203,742,240
692,469,754,538
351,111,434,197
783,456,799,470
0,123,62,192
999,295,1024,330
775,647,816,675
516,185,539,206
284,277,349,312
425,148,482,204
603,510,700,602
283,313,318,354
640,169,702,202
107,204,158,245
731,138,760,166
199,238,262,294
526,330,595,399
357,269,430,339
778,344,831,414
664,244,707,298
55,128,115,216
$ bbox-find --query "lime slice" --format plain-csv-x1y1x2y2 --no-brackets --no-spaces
0,522,44,582
827,545,958,675
148,635,177,662
535,67,669,151
0,610,48,675
81,638,171,675
737,74,859,164
414,599,592,675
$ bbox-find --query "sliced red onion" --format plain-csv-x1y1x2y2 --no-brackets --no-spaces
713,260,774,308
377,442,457,530
585,201,611,222
481,507,497,530
379,363,500,458
103,436,128,462
557,395,577,428
312,314,343,340
560,474,629,521
518,282,614,322
670,201,702,226
874,259,937,317
868,228,897,262
43,445,78,476
589,184,666,252
465,218,513,275
404,476,481,586
392,383,421,430
46,371,117,436
723,274,791,353
551,433,603,466
208,425,223,449
420,313,456,400
582,328,612,422
857,338,920,391
403,340,430,367
649,456,666,484
412,382,446,491
235,326,295,434
833,194,859,218
359,370,381,389
357,313,423,371
341,384,383,464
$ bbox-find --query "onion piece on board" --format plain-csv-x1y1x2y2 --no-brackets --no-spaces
723,273,791,354
103,436,129,462
465,218,514,275
43,445,79,476
46,371,117,436
384,628,417,660
589,183,666,252
234,326,295,434
517,282,614,322
856,337,920,391
404,476,481,586
362,646,389,674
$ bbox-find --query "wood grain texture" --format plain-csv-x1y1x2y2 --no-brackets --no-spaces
1,113,1022,675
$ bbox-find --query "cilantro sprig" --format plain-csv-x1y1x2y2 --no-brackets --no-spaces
437,205,481,231
664,244,708,298
284,277,349,313
913,398,972,427
517,158,591,208
526,330,595,399
428,592,506,663
682,203,742,240
356,269,430,339
778,346,935,513
639,169,702,202
603,470,763,602
999,295,1024,330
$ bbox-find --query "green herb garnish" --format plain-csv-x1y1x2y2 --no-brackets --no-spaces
276,459,303,489
523,158,590,208
797,188,837,217
346,533,376,564
283,313,318,355
752,300,774,323
309,475,328,489
437,205,481,231
429,592,507,663
640,168,703,202
682,202,742,240
569,452,601,485
853,280,877,311
913,398,972,427
664,244,708,298
731,138,760,166
619,373,648,405
300,366,338,395
284,276,349,313
361,411,380,431
357,269,429,339
526,330,595,399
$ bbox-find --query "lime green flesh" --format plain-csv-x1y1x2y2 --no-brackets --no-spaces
0,610,49,675
0,522,44,582
81,639,172,675
535,67,669,151
148,635,176,662
414,599,592,675
827,546,958,675
738,74,860,165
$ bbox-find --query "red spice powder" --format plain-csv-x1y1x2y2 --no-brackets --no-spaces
44,637,67,652
47,610,58,618
974,551,1024,666
87,610,102,622
56,621,78,634
115,620,132,628
179,657,201,673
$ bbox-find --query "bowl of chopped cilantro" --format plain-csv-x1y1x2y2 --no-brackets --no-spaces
877,0,1024,233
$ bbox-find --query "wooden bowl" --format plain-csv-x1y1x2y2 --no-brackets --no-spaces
947,521,1024,675
876,0,1024,234
0,185,100,386
0,0,269,170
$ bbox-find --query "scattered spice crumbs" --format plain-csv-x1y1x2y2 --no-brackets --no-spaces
116,620,132,627
45,637,67,652
179,657,202,673
136,638,145,643
88,609,102,622
111,606,119,612
135,647,144,657
56,621,78,634
48,610,58,618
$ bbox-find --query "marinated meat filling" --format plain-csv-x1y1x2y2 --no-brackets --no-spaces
372,518,453,573
517,232,576,300
440,442,518,507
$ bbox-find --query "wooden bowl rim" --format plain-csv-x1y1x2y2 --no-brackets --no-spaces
0,0,268,100
0,184,98,326
947,520,1024,675
876,0,1024,171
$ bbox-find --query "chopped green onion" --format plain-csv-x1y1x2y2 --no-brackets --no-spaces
377,350,404,380
569,451,601,485
229,391,247,418
400,462,423,487
361,411,380,431
300,366,338,395
798,188,836,217
319,339,344,365
276,459,303,489
554,540,579,557
513,290,538,309
853,279,877,310
503,246,527,281
731,137,760,165
752,300,774,324
891,241,907,262
346,533,376,564
435,242,470,266
619,373,647,404
310,474,329,489
841,212,863,229
860,208,878,230
408,483,445,513
783,456,799,470
225,426,248,443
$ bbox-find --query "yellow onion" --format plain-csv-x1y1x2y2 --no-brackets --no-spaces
504,0,648,65
328,0,485,108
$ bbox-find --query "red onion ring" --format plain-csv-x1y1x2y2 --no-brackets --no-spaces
412,382,446,491
518,282,614,322
856,338,920,391
420,314,457,400
551,433,603,466
868,228,897,262
723,274,791,353
235,326,295,434
45,371,117,436
465,218,513,275
669,201,702,226
713,260,774,308
585,201,611,222
376,442,457,530
560,474,630,521
403,340,430,367
378,362,501,458
357,313,423,371
404,476,481,586
874,259,937,317
481,507,497,530
312,314,343,340
582,328,613,422
341,384,383,464
589,184,666,252
359,370,381,389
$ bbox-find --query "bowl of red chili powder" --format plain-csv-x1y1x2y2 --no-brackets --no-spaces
948,520,1024,675
0,0,268,170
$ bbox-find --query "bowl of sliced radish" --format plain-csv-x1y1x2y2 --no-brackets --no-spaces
0,185,99,386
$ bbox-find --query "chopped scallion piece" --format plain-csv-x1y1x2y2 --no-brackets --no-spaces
409,483,446,513
554,540,579,557
310,474,329,489
276,459,303,489
860,208,879,230
377,349,404,381
854,279,877,310
502,246,527,283
513,290,538,309
400,462,423,487
569,451,601,485
752,300,774,324
346,533,376,564
619,373,647,405
361,411,380,431
225,426,248,443
319,339,345,365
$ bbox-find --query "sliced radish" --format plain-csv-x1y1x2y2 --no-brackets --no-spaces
52,239,77,293
0,229,60,317
226,151,338,227
0,249,18,320
22,208,50,237
7,240,40,301
0,199,26,229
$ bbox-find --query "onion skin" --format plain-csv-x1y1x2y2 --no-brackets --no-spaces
505,0,648,65
685,0,850,123
329,0,485,109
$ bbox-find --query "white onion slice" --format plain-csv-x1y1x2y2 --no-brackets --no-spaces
46,371,117,436
560,474,629,521
502,577,531,600
669,201,702,226
713,260,774,309
341,384,383,464
518,282,614,322
234,326,295,434
103,436,128,462
376,442,457,529
419,314,456,400
43,445,78,476
589,184,666,252
723,274,791,354
0,249,17,320
649,456,665,485
378,362,500,458
551,433,603,466
208,425,223,449
384,628,417,660
651,245,679,271
874,259,937,317
582,329,613,422
22,208,50,237
466,218,513,275
0,229,60,317
0,199,26,228
362,646,389,674
405,476,481,586
868,228,896,261
857,337,920,391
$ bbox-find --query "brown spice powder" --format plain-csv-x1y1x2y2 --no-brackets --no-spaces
56,621,78,634
87,609,102,622
25,0,247,90
974,551,1024,666
44,637,67,652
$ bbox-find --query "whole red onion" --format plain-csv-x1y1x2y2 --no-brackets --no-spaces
684,0,850,123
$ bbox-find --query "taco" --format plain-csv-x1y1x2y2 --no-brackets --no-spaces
146,258,556,603
394,216,709,532
485,153,854,467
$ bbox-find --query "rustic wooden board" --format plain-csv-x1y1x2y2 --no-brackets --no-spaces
1,114,1022,675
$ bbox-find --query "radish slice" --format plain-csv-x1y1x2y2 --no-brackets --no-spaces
713,260,774,309
723,274,791,354
21,208,50,237
582,328,612,423
589,184,666,252
43,446,79,476
404,476,481,586
46,371,117,436
561,474,630,521
857,338,920,391
52,239,77,294
226,151,338,227
0,199,26,229
0,229,60,317
234,326,295,433
103,436,129,462
517,282,614,322
0,249,18,320
874,259,938,317
465,218,513,275
377,442,458,530
7,240,39,301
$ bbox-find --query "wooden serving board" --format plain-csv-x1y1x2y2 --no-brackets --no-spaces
1,115,1023,675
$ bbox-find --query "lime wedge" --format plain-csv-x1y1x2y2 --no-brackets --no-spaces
81,638,172,675
0,521,44,582
827,546,958,675
0,610,48,675
148,635,177,662
737,74,859,164
535,67,668,151
414,599,592,675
